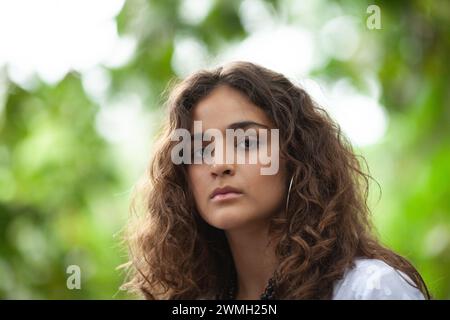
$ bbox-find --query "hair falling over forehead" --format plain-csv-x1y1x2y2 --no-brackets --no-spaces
119,61,431,300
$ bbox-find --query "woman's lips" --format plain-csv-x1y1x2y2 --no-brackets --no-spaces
210,185,243,199
210,192,243,202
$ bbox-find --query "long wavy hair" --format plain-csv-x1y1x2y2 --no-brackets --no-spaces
120,61,431,299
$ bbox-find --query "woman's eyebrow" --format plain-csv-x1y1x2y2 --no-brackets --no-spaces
226,121,269,130
190,121,270,140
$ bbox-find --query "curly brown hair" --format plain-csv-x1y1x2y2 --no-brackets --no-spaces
119,61,431,300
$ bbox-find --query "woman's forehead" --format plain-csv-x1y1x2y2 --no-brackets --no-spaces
189,85,273,131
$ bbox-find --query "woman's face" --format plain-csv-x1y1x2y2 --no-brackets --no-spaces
186,85,287,231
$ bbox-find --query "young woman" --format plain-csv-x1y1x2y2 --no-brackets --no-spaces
121,61,431,300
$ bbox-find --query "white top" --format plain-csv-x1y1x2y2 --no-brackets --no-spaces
332,258,426,300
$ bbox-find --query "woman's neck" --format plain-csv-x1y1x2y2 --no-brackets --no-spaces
225,220,278,300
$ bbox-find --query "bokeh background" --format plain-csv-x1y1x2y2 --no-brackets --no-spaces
0,0,449,299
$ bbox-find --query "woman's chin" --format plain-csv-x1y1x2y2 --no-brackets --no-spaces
205,212,257,231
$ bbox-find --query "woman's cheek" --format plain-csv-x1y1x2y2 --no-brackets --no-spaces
187,168,203,205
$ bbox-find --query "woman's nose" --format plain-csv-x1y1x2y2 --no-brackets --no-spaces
209,149,235,177
211,162,235,177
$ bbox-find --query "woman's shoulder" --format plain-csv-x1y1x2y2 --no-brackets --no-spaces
332,257,426,300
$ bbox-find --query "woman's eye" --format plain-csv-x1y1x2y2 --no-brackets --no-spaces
236,137,258,150
192,145,213,161
192,148,204,158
